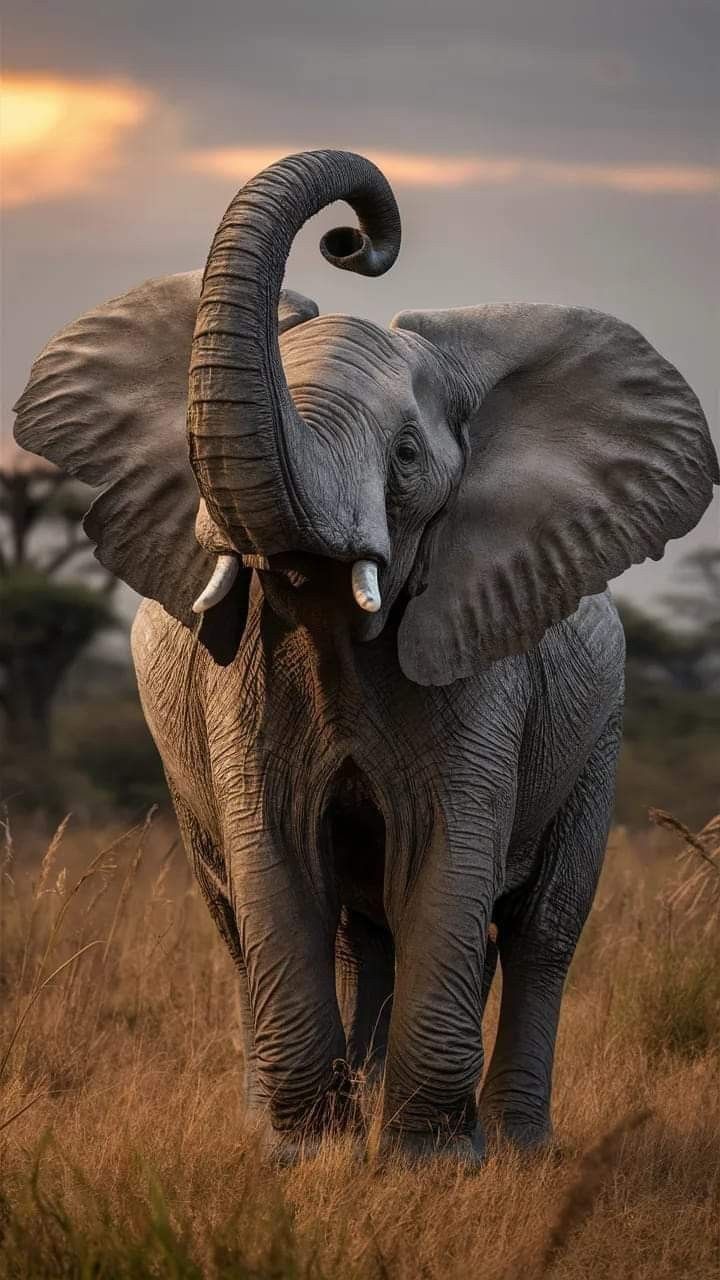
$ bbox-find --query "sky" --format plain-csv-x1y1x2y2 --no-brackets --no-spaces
2,0,718,622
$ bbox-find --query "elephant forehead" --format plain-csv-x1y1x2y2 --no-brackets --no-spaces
280,316,416,419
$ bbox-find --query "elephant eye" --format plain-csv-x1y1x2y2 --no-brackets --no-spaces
393,428,421,467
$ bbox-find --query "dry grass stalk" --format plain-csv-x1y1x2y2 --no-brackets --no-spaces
649,807,720,876
101,804,157,965
0,815,154,1087
16,812,72,993
0,801,15,883
0,940,104,1085
32,813,72,903
651,810,720,940
0,1090,47,1133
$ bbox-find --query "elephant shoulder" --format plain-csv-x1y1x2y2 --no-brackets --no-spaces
569,591,625,673
131,600,201,737
536,591,625,707
131,598,189,675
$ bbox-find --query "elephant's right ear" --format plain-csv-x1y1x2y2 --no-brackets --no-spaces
13,272,319,626
392,304,718,685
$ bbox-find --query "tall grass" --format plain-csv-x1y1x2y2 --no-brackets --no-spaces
0,807,718,1278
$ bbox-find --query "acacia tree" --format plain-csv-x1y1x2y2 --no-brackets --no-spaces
0,446,115,751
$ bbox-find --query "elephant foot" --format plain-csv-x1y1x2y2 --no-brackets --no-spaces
260,1086,364,1167
481,1108,553,1154
265,1124,369,1168
266,1129,325,1168
377,1124,487,1168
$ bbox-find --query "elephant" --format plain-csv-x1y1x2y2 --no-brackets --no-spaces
14,150,718,1164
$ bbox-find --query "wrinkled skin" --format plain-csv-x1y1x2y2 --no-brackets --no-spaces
14,150,716,1165
132,314,626,1162
133,566,622,1163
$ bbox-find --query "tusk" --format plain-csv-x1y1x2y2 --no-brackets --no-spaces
351,560,382,613
192,555,239,614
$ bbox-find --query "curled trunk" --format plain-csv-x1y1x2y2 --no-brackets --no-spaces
187,150,401,556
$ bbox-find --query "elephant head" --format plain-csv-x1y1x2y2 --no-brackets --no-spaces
13,150,718,682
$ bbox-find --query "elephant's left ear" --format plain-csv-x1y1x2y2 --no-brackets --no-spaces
14,271,212,623
391,305,718,685
13,272,319,626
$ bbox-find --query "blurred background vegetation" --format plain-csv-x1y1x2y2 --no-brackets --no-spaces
1,454,718,828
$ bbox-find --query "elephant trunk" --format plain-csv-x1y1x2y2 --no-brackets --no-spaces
187,150,401,557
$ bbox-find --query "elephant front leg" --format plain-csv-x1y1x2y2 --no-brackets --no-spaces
480,713,620,1150
381,818,503,1164
231,830,348,1157
168,787,269,1119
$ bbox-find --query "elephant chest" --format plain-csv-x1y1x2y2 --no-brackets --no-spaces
141,595,622,900
236,608,620,883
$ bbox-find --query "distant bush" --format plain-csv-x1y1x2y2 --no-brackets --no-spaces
0,465,117,753
615,579,720,829
0,693,167,821
616,682,720,828
57,696,168,814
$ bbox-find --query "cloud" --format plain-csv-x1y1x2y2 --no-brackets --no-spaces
1,73,150,207
186,145,720,196
532,161,720,194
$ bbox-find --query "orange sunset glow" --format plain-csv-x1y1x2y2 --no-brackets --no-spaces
1,73,149,207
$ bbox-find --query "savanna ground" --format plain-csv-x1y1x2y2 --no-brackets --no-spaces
0,806,719,1279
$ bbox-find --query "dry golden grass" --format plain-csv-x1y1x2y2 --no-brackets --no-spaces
1,807,719,1279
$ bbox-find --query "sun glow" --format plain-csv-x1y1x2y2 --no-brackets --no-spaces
1,73,150,207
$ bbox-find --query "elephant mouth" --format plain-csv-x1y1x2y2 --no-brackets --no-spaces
241,553,272,572
249,551,386,639
194,546,389,637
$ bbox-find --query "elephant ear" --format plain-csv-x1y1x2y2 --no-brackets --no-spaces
391,304,718,685
278,288,320,333
13,272,319,625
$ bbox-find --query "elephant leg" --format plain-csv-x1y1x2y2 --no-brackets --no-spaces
480,711,621,1149
481,927,499,1012
233,960,267,1114
167,786,267,1115
381,815,505,1163
229,826,348,1151
335,906,395,1078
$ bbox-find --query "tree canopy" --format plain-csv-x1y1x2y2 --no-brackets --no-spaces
0,453,115,750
